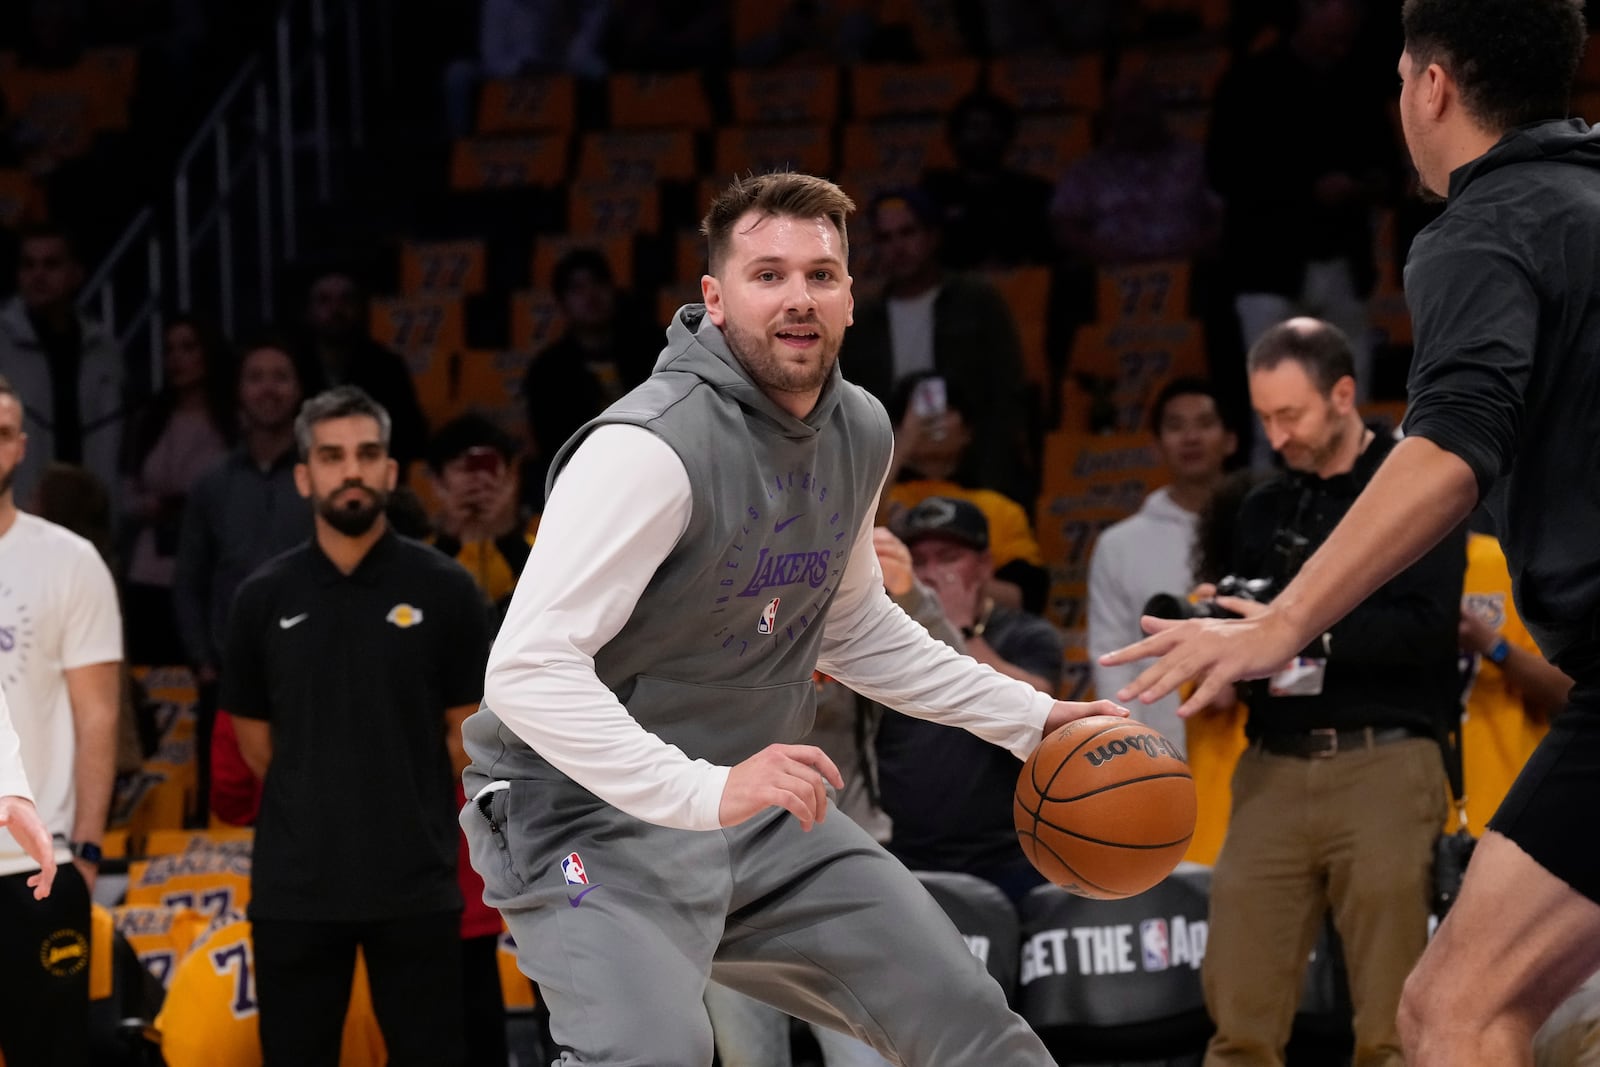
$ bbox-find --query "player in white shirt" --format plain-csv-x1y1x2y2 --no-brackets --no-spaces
0,373,124,1067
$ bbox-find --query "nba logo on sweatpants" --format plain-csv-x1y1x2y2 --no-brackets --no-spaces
561,852,588,886
1140,918,1170,971
757,597,781,635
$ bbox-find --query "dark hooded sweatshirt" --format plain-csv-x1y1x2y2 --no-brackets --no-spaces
1404,118,1600,697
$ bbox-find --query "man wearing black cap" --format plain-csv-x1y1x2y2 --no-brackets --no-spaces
876,496,1066,902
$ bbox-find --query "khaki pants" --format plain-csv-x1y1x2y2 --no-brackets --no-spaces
1203,738,1447,1067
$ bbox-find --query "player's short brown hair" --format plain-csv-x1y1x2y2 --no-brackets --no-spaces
700,173,854,276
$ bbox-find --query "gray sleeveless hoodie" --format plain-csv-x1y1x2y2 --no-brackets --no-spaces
465,305,892,779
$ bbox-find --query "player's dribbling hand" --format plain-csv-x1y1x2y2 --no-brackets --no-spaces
1100,609,1305,718
1041,699,1129,741
720,744,845,832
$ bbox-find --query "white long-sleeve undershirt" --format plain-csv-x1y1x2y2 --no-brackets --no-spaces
484,423,1055,831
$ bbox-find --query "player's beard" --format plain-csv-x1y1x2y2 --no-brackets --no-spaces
316,481,388,536
721,315,839,400
0,463,14,501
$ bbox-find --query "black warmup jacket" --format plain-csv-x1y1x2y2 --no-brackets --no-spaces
1404,118,1600,699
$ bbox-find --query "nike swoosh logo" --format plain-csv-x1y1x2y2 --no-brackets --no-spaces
773,514,803,534
567,885,604,907
278,613,309,630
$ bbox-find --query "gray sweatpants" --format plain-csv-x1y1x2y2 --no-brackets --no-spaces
462,773,1053,1067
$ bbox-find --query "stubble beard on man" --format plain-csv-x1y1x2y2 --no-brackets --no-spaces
721,315,840,400
317,484,388,536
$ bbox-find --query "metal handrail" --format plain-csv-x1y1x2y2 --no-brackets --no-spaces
78,0,368,392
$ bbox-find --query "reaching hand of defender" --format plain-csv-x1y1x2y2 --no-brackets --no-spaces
1100,608,1306,718
720,744,845,832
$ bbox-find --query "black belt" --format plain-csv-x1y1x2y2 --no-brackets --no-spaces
1254,726,1427,759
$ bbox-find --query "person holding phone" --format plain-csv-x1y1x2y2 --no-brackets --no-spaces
423,413,535,616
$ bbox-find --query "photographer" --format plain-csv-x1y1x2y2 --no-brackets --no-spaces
1200,318,1465,1067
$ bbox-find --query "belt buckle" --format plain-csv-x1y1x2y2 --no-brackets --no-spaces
1307,727,1339,758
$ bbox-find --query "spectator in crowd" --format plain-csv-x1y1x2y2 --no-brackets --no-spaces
876,496,1065,905
120,314,235,666
1088,378,1236,746
1176,467,1268,866
921,91,1054,269
1051,73,1223,266
301,267,429,472
879,371,1049,615
0,224,125,512
1456,529,1572,835
520,248,657,507
842,189,1033,505
424,412,534,617
174,333,312,824
224,387,491,1065
1206,0,1401,401
1184,319,1464,1066
0,372,123,1067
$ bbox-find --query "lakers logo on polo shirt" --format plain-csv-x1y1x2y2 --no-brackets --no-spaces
385,604,424,629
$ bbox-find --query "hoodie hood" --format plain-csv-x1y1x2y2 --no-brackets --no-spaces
654,304,844,440
1137,485,1197,529
1449,118,1600,199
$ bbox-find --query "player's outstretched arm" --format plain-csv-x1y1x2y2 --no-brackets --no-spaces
719,745,844,831
1101,435,1479,716
0,795,56,899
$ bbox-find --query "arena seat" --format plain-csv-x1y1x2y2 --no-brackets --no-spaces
989,54,1105,115
849,59,981,121
449,134,569,190
566,182,662,239
575,129,696,184
475,74,577,135
1095,261,1193,324
400,238,488,296
714,124,835,179
840,119,952,183
913,870,1023,1004
607,71,712,129
728,67,841,126
1010,113,1094,181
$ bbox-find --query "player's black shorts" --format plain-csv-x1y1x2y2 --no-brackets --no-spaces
1490,706,1600,903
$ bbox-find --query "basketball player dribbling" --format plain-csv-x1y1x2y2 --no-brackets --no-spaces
1104,3,1600,1064
459,172,1126,1065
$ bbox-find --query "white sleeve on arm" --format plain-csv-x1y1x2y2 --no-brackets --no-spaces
816,506,1054,760
483,424,732,830
0,686,33,802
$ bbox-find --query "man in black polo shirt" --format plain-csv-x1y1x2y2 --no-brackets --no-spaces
224,386,490,1067
1183,318,1464,1066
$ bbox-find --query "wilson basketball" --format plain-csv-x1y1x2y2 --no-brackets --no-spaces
1015,716,1197,899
